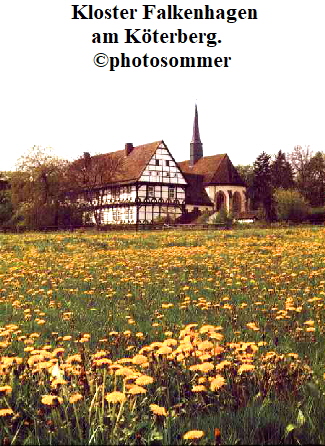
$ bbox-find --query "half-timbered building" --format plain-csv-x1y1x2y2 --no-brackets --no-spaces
75,141,188,225
74,106,247,224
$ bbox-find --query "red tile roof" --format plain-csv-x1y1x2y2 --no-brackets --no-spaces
71,141,162,186
179,154,246,186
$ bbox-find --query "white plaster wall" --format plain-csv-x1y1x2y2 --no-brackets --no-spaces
90,206,137,224
139,144,187,185
185,205,213,213
138,185,186,200
205,185,247,212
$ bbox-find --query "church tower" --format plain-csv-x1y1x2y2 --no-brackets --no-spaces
190,104,203,166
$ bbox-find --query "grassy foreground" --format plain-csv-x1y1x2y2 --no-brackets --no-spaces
0,226,325,444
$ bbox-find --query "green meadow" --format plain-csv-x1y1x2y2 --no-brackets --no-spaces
0,226,325,444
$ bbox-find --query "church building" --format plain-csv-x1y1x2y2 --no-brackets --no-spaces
179,105,247,215
75,106,247,225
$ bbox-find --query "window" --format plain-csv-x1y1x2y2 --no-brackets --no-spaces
165,160,170,166
125,208,133,221
112,187,120,199
155,159,160,166
147,186,155,198
168,187,175,199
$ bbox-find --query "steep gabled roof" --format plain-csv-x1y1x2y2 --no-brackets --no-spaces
178,154,246,186
73,141,162,186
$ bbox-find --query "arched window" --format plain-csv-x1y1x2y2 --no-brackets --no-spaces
215,191,226,211
233,192,242,214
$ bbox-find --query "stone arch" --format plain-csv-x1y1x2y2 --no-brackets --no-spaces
215,191,226,211
232,191,242,214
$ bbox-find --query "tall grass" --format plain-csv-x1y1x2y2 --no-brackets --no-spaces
0,227,324,444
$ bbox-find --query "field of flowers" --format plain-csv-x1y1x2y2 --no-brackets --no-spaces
0,226,325,444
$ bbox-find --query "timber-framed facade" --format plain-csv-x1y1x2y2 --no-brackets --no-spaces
75,141,188,225
73,106,247,225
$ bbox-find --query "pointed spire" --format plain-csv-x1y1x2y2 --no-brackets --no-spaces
191,104,202,144
190,104,203,166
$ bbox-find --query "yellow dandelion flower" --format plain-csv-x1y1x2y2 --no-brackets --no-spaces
92,350,109,359
149,404,168,416
66,354,82,364
115,367,135,377
303,320,314,326
197,340,214,351
117,358,134,364
52,348,65,357
24,346,34,352
37,319,46,325
238,364,255,374
30,333,40,339
183,430,205,440
0,385,12,395
0,408,14,417
246,322,259,331
41,395,63,406
192,385,207,392
163,338,178,347
199,325,216,334
93,358,112,368
51,378,67,388
209,333,224,341
140,362,149,369
34,361,53,372
109,364,122,371
210,375,226,391
215,360,232,371
198,377,206,384
132,354,148,365
135,375,154,386
156,346,173,356
105,391,126,404
190,362,214,373
124,373,140,382
69,393,83,404
128,385,147,395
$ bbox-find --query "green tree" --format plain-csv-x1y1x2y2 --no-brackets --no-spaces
236,164,254,206
252,152,275,221
271,151,295,190
0,174,13,226
274,188,309,222
303,152,325,207
287,145,313,195
66,152,123,228
11,146,69,229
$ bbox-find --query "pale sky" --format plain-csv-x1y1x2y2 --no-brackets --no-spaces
1,0,324,171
